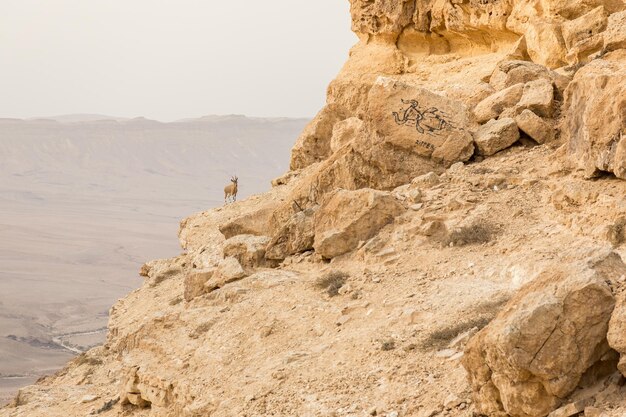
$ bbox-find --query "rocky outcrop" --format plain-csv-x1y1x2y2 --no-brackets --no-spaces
562,6,608,64
5,1,626,417
473,83,524,123
563,50,626,178
474,118,520,156
463,252,625,417
603,11,626,52
607,255,626,376
515,110,556,144
367,78,475,166
218,206,277,239
222,234,272,269
265,208,316,260
313,188,404,259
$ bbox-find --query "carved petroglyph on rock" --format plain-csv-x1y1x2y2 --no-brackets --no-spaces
367,78,473,164
392,99,456,136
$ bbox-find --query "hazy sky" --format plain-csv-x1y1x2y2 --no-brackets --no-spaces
1,1,356,121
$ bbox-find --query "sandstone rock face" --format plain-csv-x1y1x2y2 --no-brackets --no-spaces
515,110,556,144
489,60,570,94
184,269,214,302
474,118,520,156
525,22,568,69
204,257,246,292
367,77,474,164
562,6,608,63
140,257,184,288
266,208,316,260
563,51,626,178
350,0,415,37
604,11,626,52
330,117,365,153
222,234,272,269
517,78,555,118
606,253,626,376
218,206,277,239
463,252,624,417
473,83,524,123
313,188,404,259
290,106,340,170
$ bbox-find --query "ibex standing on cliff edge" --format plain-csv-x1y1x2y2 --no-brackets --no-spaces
224,176,238,205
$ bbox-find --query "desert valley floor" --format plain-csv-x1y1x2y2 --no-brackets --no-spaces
0,115,307,404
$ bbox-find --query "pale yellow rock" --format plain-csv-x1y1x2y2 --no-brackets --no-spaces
265,208,316,260
563,51,626,178
474,118,520,156
367,77,474,163
517,78,555,118
473,83,524,123
184,269,214,301
314,188,404,259
290,106,340,170
222,234,272,269
330,117,366,153
603,11,626,52
525,21,568,69
218,205,277,239
489,60,571,94
463,252,624,417
204,257,247,291
562,6,608,63
515,109,556,144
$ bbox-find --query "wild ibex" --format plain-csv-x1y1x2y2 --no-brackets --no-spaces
224,176,238,204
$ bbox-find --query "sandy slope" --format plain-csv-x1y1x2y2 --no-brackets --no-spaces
0,116,307,404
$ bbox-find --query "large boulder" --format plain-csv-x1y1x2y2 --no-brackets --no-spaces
489,60,570,94
366,77,475,165
474,118,520,156
515,110,556,144
606,254,626,376
525,21,568,69
265,208,316,260
563,51,626,178
204,257,247,292
517,78,555,118
290,106,341,170
603,11,626,52
473,83,524,123
218,205,277,239
184,269,214,302
313,188,405,259
269,124,443,240
222,234,273,269
463,252,625,417
562,6,608,64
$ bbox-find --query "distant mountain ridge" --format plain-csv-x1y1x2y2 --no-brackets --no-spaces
11,114,311,125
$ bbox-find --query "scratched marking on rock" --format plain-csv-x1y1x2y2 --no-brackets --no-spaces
416,139,436,150
392,99,456,137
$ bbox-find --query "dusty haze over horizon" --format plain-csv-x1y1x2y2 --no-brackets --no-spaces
1,1,356,121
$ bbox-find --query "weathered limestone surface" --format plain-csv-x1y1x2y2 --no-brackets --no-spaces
266,208,316,260
563,51,626,178
474,118,520,156
367,77,474,163
314,188,404,259
515,109,556,144
463,252,625,417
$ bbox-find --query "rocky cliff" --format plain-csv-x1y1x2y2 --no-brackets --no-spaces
2,1,626,416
